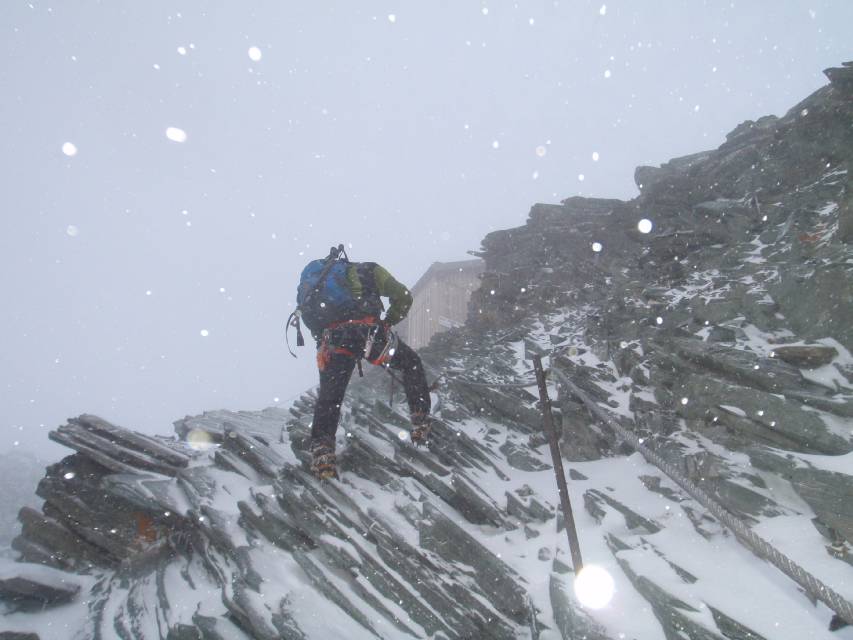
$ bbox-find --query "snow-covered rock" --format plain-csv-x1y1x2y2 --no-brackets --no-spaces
3,62,853,639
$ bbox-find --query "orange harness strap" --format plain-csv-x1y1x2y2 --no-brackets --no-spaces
317,343,356,370
317,317,383,371
326,316,379,329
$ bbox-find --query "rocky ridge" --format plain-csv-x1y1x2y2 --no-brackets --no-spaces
1,63,852,639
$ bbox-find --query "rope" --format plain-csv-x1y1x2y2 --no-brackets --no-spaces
549,366,853,626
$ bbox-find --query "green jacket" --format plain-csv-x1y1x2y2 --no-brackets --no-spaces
346,262,413,326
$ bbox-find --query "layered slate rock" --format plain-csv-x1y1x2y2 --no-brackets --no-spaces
4,62,853,639
468,63,853,548
771,344,839,369
0,561,80,610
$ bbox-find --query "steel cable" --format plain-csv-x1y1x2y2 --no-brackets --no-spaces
549,366,853,626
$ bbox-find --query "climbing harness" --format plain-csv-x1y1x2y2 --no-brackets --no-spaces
315,317,397,379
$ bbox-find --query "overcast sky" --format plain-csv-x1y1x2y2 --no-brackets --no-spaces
2,1,852,460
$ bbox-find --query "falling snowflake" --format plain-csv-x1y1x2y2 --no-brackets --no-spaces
638,218,653,234
481,7,489,15
591,242,602,252
187,428,215,450
66,225,79,237
248,46,262,62
62,142,78,156
599,4,607,16
535,145,547,157
681,397,689,405
604,69,611,79
166,127,187,143
387,14,396,23
574,565,614,609
63,472,75,480
592,151,600,162
177,46,187,56
200,329,209,337
578,174,585,181
492,140,500,149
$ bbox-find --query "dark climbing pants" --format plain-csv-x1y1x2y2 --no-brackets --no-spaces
310,324,430,446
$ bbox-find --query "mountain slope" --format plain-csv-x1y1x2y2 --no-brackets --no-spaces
2,62,852,640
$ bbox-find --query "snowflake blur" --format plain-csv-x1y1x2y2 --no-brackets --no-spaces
166,127,187,143
574,564,615,609
186,428,214,451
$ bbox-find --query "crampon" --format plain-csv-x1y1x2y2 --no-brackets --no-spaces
310,442,338,480
410,417,432,447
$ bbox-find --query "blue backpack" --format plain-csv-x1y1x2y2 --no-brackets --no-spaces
296,259,356,333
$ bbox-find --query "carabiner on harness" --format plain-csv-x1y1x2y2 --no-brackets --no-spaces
363,325,378,361
368,327,398,366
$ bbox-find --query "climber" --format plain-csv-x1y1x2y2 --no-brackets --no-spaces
288,245,432,480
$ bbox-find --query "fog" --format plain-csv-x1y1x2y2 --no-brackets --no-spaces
2,1,852,460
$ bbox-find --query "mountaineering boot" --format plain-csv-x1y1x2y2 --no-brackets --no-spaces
830,614,849,631
410,414,432,447
310,440,337,480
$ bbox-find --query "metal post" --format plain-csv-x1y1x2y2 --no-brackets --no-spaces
532,355,584,573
